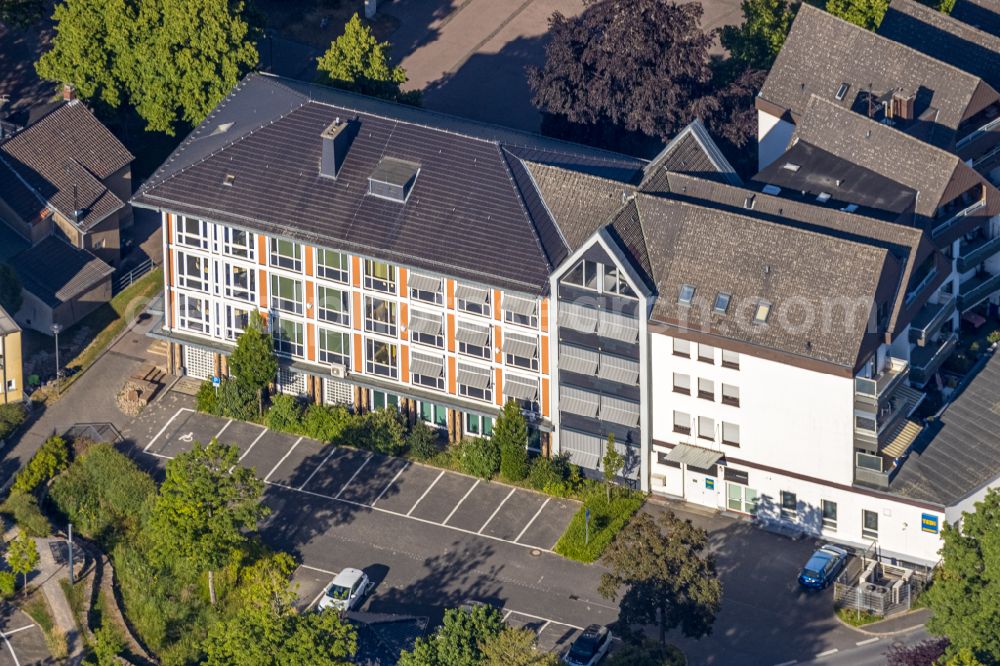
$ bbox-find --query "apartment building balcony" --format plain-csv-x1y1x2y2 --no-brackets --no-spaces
854,383,925,452
909,296,956,346
958,271,1000,312
854,357,909,404
930,199,987,239
957,234,1000,273
910,333,959,387
854,415,924,490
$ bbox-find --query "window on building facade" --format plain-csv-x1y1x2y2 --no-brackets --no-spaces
602,264,637,297
456,284,491,317
780,491,797,518
563,260,599,290
410,351,445,391
672,373,690,395
365,297,397,336
698,377,715,400
225,305,251,341
673,411,691,434
223,227,255,260
698,416,714,440
722,383,740,406
502,294,539,328
270,238,302,272
457,363,493,403
409,273,443,305
177,292,209,333
722,422,740,446
366,339,398,378
456,321,491,360
364,260,396,293
504,332,538,371
465,413,494,437
177,252,209,292
272,317,303,357
270,275,303,315
317,249,349,283
822,500,838,530
318,328,350,367
672,338,691,357
177,216,210,249
862,509,879,539
722,349,740,369
419,401,448,428
372,391,400,411
318,286,350,326
224,263,255,302
698,343,715,363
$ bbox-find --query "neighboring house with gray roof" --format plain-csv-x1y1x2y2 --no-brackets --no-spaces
0,95,134,266
950,0,1000,37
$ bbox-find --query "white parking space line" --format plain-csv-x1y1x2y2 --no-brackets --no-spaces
442,479,480,525
773,660,798,666
335,454,373,499
478,487,516,534
2,635,19,666
406,470,445,516
371,462,409,506
263,437,303,483
214,419,234,440
503,610,512,622
301,563,338,576
237,428,269,462
144,407,192,452
855,637,879,647
514,497,550,543
816,649,839,658
1,626,34,637
149,452,173,460
501,607,584,631
298,447,339,491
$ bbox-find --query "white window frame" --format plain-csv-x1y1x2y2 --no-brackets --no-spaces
365,338,398,379
271,317,304,358
862,509,879,539
822,500,838,530
223,262,256,302
225,304,251,341
318,328,350,368
697,416,714,441
317,248,350,284
364,259,396,293
177,292,210,333
722,422,740,447
364,296,397,337
317,285,350,327
270,274,304,315
222,227,255,261
176,216,210,249
270,238,302,272
672,338,691,357
176,251,210,292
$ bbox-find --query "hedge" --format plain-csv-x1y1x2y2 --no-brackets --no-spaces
553,489,644,562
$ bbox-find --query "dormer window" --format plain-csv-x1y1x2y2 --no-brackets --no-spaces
713,292,731,314
678,284,695,306
835,83,849,101
368,157,420,203
753,300,771,324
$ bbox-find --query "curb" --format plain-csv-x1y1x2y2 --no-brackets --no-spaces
834,608,930,637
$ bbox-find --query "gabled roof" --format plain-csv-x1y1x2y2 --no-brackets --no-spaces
878,0,1000,93
0,101,132,230
133,73,644,295
10,236,114,308
950,0,1000,36
640,119,741,191
760,4,997,147
892,350,1000,507
0,305,18,336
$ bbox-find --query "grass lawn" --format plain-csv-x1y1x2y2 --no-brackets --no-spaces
554,490,644,563
835,606,883,627
23,593,68,659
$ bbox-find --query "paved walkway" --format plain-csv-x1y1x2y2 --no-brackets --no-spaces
35,537,82,662
855,607,932,635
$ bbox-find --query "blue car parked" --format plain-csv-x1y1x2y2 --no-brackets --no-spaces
798,545,849,589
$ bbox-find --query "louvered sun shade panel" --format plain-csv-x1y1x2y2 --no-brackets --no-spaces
560,430,603,469
560,302,598,333
455,320,490,346
597,353,640,385
456,363,491,389
560,385,600,418
408,272,442,293
503,374,539,401
455,284,489,304
597,310,639,343
502,293,537,317
600,395,640,427
559,344,599,376
408,309,443,335
503,331,538,359
409,351,444,378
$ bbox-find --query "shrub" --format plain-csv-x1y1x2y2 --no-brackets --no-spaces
92,622,126,666
0,491,51,537
495,401,529,482
302,404,353,443
217,378,257,421
12,435,71,493
406,421,441,460
265,394,304,433
0,571,15,599
195,380,221,415
553,488,644,562
354,408,406,455
527,456,562,491
0,402,26,441
460,437,501,479
527,453,585,498
988,330,1000,346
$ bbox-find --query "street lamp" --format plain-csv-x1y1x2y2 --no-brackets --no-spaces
51,323,62,381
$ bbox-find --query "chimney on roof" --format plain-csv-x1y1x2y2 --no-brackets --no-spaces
320,117,352,180
62,84,76,102
72,184,83,222
888,92,915,121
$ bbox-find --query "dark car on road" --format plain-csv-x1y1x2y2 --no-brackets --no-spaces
563,624,612,666
798,545,849,589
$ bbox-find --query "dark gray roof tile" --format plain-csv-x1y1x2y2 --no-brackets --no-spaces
10,236,113,307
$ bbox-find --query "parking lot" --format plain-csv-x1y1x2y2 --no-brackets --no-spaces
144,407,578,554
0,608,47,666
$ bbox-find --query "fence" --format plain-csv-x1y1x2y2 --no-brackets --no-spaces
113,258,155,295
833,556,928,617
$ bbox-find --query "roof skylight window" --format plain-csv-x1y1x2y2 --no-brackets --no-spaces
835,83,850,101
713,292,731,314
678,284,696,306
753,301,771,324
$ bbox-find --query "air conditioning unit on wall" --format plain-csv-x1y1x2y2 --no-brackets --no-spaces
330,364,347,379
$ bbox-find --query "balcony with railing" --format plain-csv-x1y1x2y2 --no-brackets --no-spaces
957,233,1000,273
909,296,956,346
854,382,925,453
930,198,987,239
854,357,909,403
910,333,959,386
958,271,1000,312
855,451,892,489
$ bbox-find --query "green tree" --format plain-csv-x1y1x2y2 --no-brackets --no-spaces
92,623,125,666
459,437,501,480
939,0,956,14
599,510,722,645
36,0,258,135
407,420,441,460
398,604,506,666
605,638,685,666
926,488,1000,664
13,435,71,494
0,263,23,316
316,13,412,102
719,0,796,70
601,434,624,501
228,310,277,416
0,0,44,27
495,400,529,482
825,0,888,30
6,531,38,597
151,439,267,605
481,626,559,665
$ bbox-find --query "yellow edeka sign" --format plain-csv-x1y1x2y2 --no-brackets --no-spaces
921,513,939,534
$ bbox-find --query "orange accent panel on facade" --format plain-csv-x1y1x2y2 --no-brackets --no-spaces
307,323,316,362
495,367,503,406
352,292,362,331
493,290,502,321
352,256,361,286
400,345,410,383
494,325,503,365
540,334,550,376
541,378,550,417
446,279,455,310
165,213,173,239
448,357,457,394
540,298,549,333
257,235,267,266
259,270,268,308
305,246,314,277
305,280,315,318
399,268,408,294
353,333,363,371
400,303,409,341
447,314,456,352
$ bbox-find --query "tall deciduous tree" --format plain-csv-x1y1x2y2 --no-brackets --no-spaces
151,439,267,605
825,0,888,30
481,626,559,666
229,310,277,416
495,400,529,482
0,264,23,316
602,434,624,501
599,510,722,645
719,0,796,70
527,0,713,148
398,604,506,666
0,0,43,27
925,488,1000,664
36,0,258,134
317,13,412,102
6,531,38,597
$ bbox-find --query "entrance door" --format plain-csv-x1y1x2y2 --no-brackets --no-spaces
726,483,759,515
686,467,720,509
